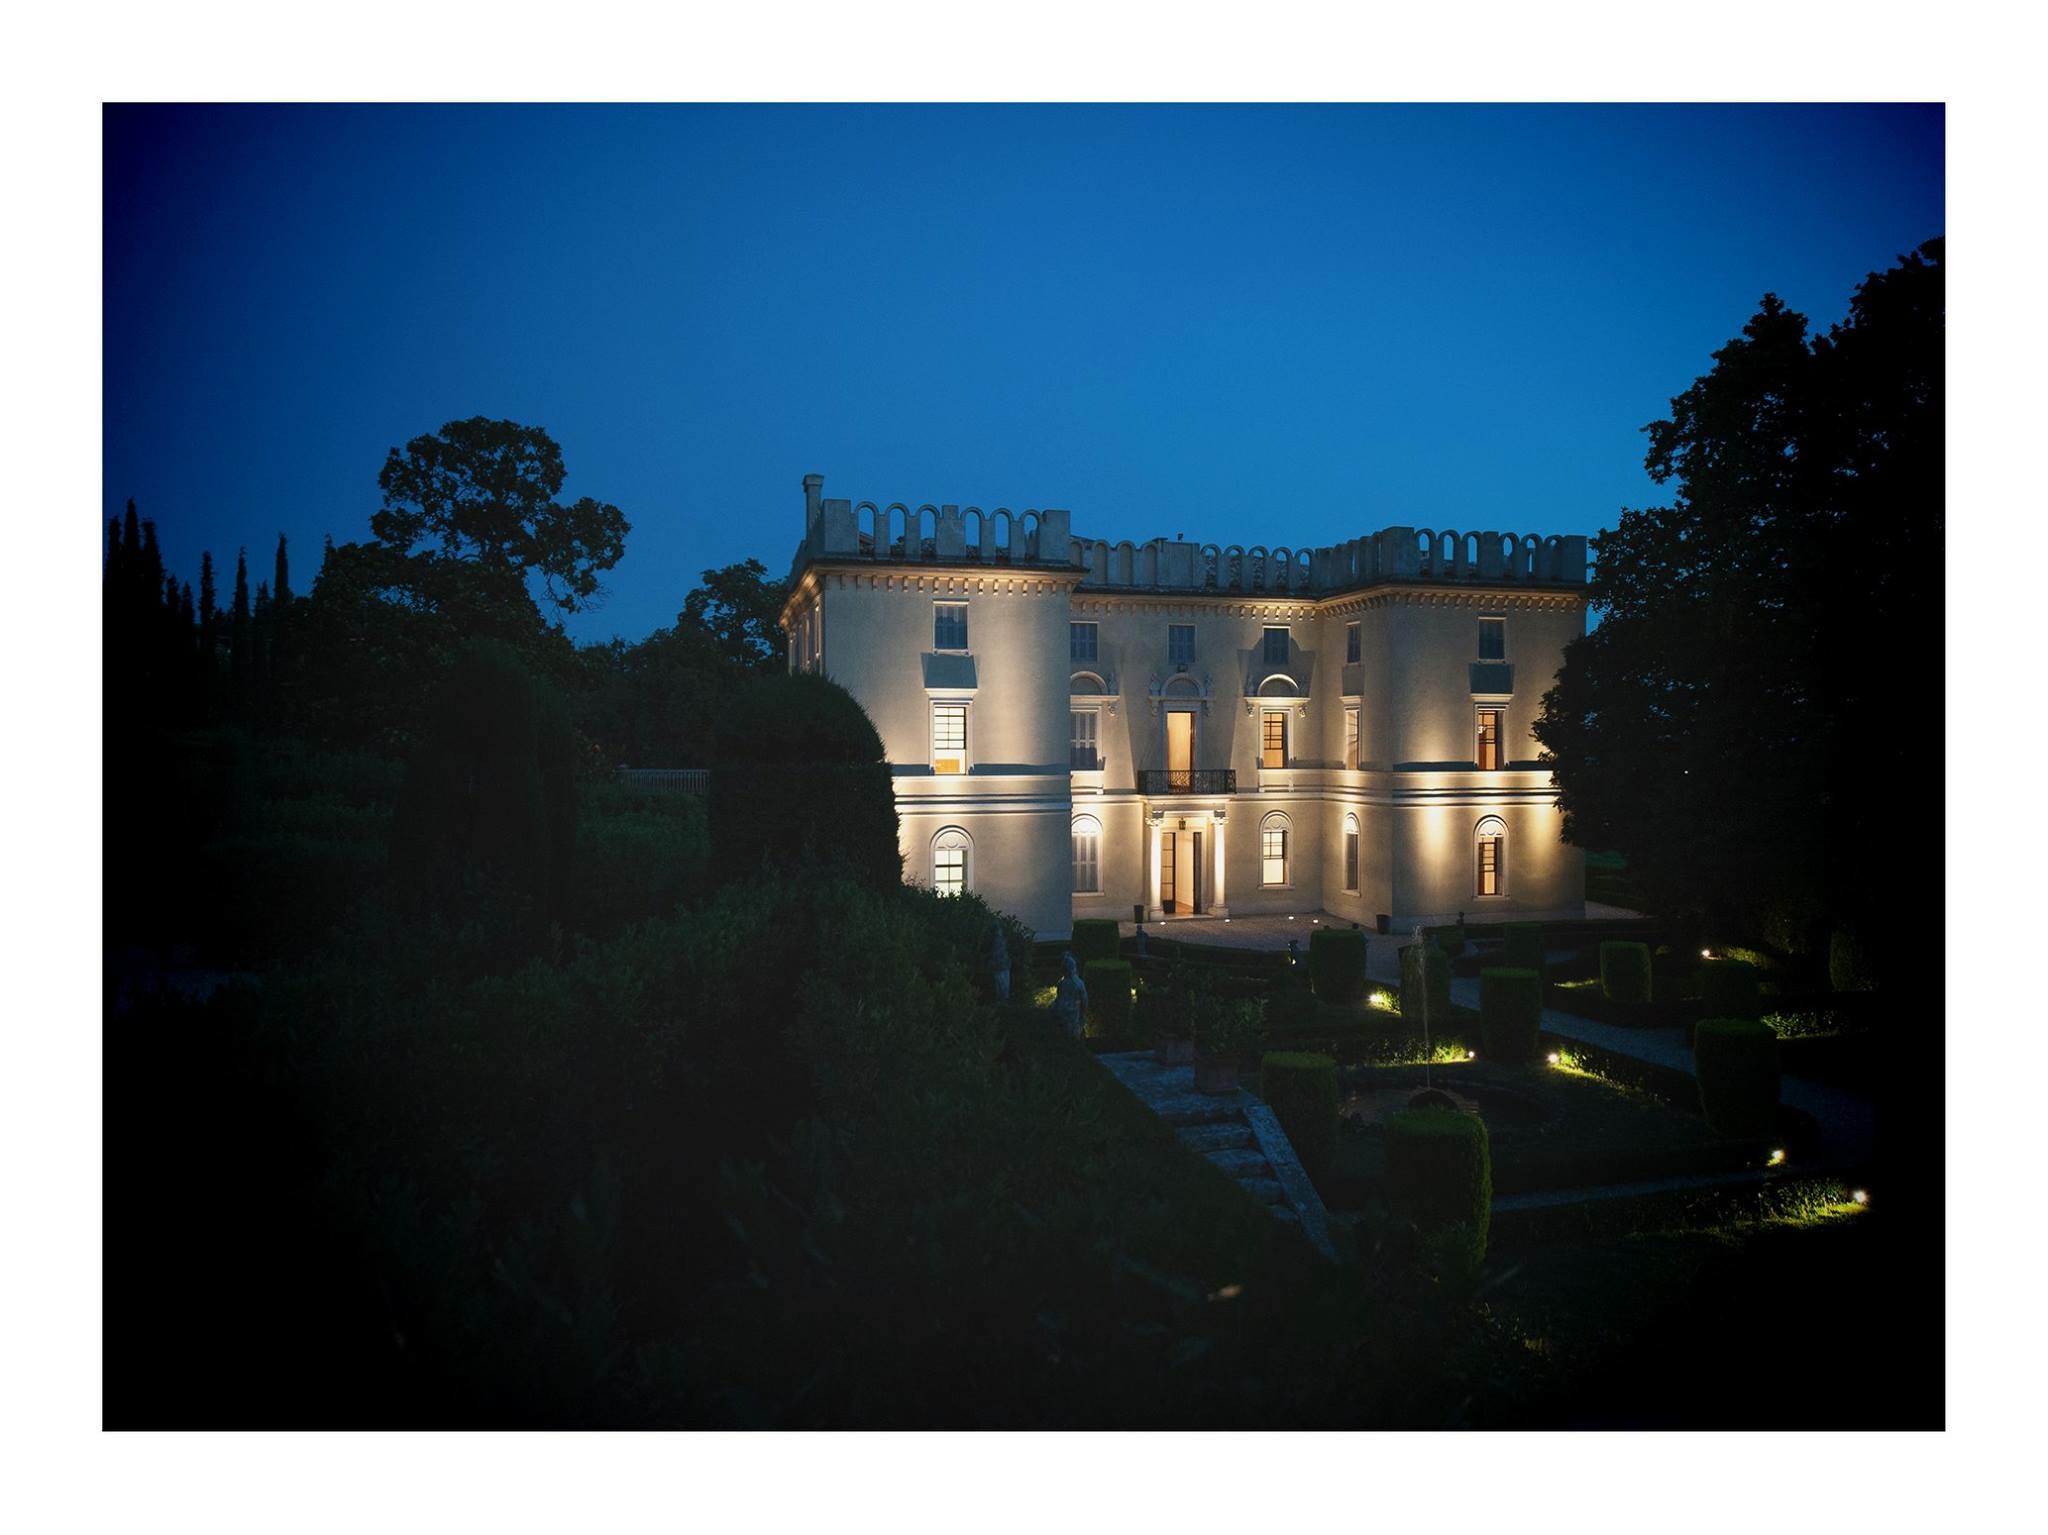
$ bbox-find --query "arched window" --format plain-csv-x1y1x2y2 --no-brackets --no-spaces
1475,816,1507,898
1071,815,1102,894
1343,812,1360,894
1260,811,1291,887
932,826,972,897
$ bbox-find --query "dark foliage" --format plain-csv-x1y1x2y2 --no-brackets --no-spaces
1070,917,1121,964
1307,927,1368,1004
1698,958,1763,1021
1534,241,1942,980
1478,967,1542,1064
1083,958,1138,1044
1600,940,1653,1004
1384,1107,1492,1275
1399,941,1450,1022
1501,922,1546,981
1694,1018,1781,1140
1259,1052,1338,1186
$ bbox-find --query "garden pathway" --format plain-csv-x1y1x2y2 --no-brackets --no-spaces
1093,1051,1340,1262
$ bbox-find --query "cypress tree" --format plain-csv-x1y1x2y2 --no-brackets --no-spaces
230,549,251,717
198,552,218,724
273,534,291,604
253,580,272,720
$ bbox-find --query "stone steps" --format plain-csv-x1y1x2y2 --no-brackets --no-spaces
1235,1176,1286,1205
1178,1121,1256,1154
1202,1146,1273,1179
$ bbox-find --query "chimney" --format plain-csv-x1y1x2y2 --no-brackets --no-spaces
803,473,824,530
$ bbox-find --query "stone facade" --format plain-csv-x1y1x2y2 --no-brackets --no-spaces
779,474,1589,938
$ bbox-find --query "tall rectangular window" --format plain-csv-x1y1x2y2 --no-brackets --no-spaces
1069,709,1100,770
932,702,967,774
1070,621,1097,663
1262,710,1287,769
1478,616,1505,661
1262,626,1290,666
1345,706,1360,770
1345,622,1361,664
1072,819,1101,894
934,844,966,897
1476,707,1503,771
934,601,968,651
1478,834,1502,896
1262,826,1288,886
1345,830,1359,892
1168,623,1195,664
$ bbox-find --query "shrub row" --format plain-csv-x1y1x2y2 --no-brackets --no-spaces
1599,940,1652,1003
1478,967,1542,1063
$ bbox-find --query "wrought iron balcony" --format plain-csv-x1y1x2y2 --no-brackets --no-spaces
1137,768,1237,795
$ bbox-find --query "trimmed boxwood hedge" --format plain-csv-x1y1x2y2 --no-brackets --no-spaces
1599,940,1653,1004
1478,966,1542,1063
1308,927,1368,1004
1399,942,1451,1022
1501,922,1545,979
1384,1106,1492,1269
1082,959,1139,1044
1697,958,1762,1021
1427,925,1466,962
1071,918,1121,965
1694,1016,1780,1139
1259,1052,1339,1186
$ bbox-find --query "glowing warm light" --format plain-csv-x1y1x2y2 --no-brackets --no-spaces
1287,915,1295,921
1368,990,1395,1012
1767,1148,1786,1166
1208,1283,1243,1302
1852,1189,1870,1206
1546,1052,1560,1065
1466,1049,1477,1060
1701,949,1713,960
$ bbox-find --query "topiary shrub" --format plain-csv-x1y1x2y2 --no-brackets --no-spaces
1599,940,1653,1004
1308,927,1368,1004
1407,1087,1460,1111
709,672,900,890
1070,917,1121,965
1478,966,1542,1063
1399,942,1450,1022
1082,958,1139,1044
1501,922,1546,979
1385,1106,1491,1270
1694,1017,1780,1139
1829,927,1875,993
1427,925,1465,962
1698,958,1763,1021
1261,985,1322,1035
1259,1052,1339,1186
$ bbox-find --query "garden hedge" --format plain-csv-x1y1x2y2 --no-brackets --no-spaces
1829,927,1875,993
1694,1016,1781,1139
1501,922,1546,979
1261,985,1322,1034
1427,925,1466,962
1385,1106,1492,1269
1478,966,1543,1063
1599,940,1653,1004
1071,918,1121,965
1399,942,1451,1022
1308,927,1368,1004
1697,958,1763,1021
1259,1052,1339,1186
1082,959,1139,1044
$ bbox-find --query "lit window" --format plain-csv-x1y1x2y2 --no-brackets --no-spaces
1345,622,1361,664
1344,812,1360,893
1168,624,1195,665
933,827,971,896
1262,710,1287,769
1072,815,1101,894
1070,621,1097,663
1476,817,1506,897
1261,814,1290,886
934,601,968,651
932,702,967,774
1345,706,1360,770
1476,707,1503,771
1262,626,1289,666
1070,709,1100,771
1479,616,1505,661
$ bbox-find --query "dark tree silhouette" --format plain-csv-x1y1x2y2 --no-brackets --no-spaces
372,417,629,616
679,558,789,674
1534,239,1942,976
230,549,251,715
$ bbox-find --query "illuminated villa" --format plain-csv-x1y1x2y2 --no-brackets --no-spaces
779,474,1590,939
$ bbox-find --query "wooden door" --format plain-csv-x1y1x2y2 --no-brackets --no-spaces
1161,830,1178,914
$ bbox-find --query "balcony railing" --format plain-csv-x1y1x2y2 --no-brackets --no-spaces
1137,768,1237,795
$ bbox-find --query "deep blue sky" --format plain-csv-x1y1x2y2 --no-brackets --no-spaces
103,104,1943,643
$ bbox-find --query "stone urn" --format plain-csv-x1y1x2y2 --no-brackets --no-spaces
1193,1054,1240,1095
1154,1034,1197,1067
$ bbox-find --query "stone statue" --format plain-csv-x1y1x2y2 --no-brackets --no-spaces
983,921,1011,1002
1052,951,1089,1038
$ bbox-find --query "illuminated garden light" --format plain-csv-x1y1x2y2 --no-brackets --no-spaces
1466,1048,1477,1060
1852,1189,1870,1206
1546,1052,1560,1065
1701,948,1713,960
1767,1148,1786,1166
